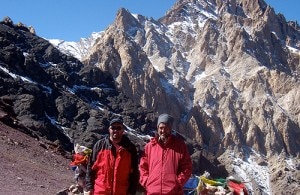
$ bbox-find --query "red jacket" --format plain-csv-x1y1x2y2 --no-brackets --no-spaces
139,134,192,195
85,135,138,195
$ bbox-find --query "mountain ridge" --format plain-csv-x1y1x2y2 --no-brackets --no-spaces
79,0,300,153
1,0,299,194
77,0,299,193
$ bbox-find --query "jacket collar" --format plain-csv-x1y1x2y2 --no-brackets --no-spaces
150,134,174,146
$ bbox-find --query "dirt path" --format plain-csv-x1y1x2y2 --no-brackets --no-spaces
0,121,75,195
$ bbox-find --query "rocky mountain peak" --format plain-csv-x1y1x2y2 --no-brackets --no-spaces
2,1,299,194
80,1,300,192
114,8,143,33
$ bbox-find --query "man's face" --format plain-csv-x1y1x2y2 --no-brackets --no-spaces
158,123,171,143
109,123,124,143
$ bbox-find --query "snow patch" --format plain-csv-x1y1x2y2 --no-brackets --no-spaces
287,45,300,53
0,65,52,93
229,150,271,195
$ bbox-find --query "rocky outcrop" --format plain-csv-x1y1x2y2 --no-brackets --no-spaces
0,18,156,150
83,8,186,120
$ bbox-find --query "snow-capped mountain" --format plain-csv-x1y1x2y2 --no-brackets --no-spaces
49,31,103,61
50,0,300,193
82,0,300,152
1,0,299,194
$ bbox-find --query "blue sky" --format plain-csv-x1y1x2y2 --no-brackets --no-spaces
1,0,299,41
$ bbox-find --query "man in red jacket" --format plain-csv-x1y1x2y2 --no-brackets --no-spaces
84,117,139,195
139,113,192,195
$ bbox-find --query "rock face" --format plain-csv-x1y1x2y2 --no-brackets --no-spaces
0,18,156,150
0,0,300,194
83,0,300,150
81,0,300,193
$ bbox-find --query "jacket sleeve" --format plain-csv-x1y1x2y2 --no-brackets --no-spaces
177,142,192,186
128,143,139,194
138,144,149,188
84,141,100,191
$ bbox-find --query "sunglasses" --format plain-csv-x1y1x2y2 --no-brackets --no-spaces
110,126,123,131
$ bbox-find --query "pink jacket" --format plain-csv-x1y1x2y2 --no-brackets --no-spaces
139,135,192,195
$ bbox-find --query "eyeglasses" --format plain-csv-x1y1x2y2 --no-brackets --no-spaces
110,126,123,131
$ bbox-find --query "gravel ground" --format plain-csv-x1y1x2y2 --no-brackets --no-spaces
0,121,75,195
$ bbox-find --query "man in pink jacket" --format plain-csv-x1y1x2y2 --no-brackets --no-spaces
139,113,192,195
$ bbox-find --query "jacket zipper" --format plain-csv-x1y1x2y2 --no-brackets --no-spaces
111,145,116,195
